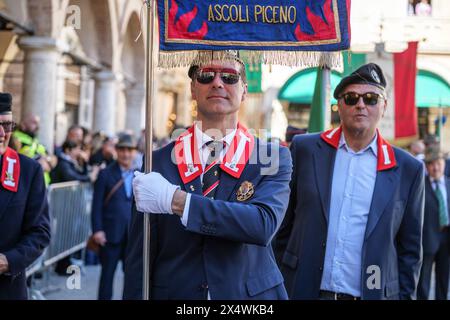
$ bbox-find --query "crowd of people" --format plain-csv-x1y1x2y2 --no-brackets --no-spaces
1,52,449,301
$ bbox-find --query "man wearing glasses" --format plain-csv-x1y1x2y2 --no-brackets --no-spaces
123,51,292,299
0,92,50,299
275,63,425,300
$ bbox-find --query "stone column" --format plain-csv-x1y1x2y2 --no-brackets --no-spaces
93,70,116,136
18,36,60,154
125,85,145,136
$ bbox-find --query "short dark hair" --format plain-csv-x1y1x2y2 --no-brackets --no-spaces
62,140,79,153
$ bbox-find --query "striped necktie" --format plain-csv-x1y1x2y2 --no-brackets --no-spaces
202,141,225,199
434,180,449,228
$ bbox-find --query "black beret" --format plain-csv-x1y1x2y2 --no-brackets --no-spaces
334,63,386,99
0,92,12,115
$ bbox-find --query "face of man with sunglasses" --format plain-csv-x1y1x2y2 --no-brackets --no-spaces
0,113,13,156
191,60,247,133
338,83,387,146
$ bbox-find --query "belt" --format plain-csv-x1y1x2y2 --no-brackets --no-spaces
319,290,360,300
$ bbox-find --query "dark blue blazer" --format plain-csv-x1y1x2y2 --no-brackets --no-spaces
422,177,450,255
0,154,50,300
123,139,292,300
275,133,425,300
91,162,133,244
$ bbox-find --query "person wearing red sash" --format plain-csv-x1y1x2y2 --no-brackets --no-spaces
275,63,425,300
123,51,292,300
0,92,50,300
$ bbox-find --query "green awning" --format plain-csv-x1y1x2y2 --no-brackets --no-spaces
416,70,450,108
278,68,342,105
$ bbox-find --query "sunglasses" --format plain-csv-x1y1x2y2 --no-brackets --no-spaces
0,121,16,133
195,68,241,85
340,92,385,106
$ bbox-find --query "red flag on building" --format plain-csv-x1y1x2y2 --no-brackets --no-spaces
394,41,418,138
362,42,419,141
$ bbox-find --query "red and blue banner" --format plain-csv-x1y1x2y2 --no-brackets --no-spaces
157,0,351,52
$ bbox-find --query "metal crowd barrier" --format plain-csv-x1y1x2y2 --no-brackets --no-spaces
26,181,93,298
45,181,92,266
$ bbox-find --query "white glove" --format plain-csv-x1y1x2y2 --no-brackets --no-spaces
133,171,180,214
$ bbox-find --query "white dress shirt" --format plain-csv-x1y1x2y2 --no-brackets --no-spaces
180,124,236,227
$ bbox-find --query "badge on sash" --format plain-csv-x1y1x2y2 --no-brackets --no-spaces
1,147,20,192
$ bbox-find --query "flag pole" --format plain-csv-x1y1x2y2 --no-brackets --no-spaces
143,0,156,300
321,66,331,130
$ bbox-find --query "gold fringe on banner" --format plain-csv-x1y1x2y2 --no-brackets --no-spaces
158,50,343,69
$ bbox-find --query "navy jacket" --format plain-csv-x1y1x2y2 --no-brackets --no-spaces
123,139,292,300
0,155,50,299
275,133,425,300
91,162,133,244
422,177,450,255
445,158,450,178
50,156,90,183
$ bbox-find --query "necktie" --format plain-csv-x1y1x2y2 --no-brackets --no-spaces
434,180,449,228
202,141,224,199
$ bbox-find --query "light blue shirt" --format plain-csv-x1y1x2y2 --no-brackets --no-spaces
320,133,378,297
430,175,449,224
121,166,134,198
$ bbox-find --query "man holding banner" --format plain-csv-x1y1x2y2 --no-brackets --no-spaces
124,52,292,299
275,63,425,300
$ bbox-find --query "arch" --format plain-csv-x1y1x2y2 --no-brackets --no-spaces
63,0,114,65
120,11,145,83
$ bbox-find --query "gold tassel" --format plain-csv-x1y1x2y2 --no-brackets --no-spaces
158,50,343,69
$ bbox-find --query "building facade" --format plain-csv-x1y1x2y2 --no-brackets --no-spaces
0,0,193,152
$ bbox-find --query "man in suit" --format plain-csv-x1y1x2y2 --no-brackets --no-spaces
0,92,51,299
123,51,292,300
275,63,425,300
91,133,137,300
418,149,450,300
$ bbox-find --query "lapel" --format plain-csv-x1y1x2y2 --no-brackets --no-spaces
319,126,398,232
425,177,438,204
313,139,337,223
112,163,126,197
0,158,15,222
446,178,450,217
364,167,400,240
174,123,255,199
215,163,253,201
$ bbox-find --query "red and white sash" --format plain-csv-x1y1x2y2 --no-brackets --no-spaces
320,126,397,171
1,147,20,192
174,123,255,184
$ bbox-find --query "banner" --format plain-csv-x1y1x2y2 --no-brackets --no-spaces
393,42,418,139
157,0,351,68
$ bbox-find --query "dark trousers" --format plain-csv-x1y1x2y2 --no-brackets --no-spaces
98,239,127,300
418,235,450,300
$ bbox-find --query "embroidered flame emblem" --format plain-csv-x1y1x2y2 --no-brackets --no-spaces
168,0,208,40
6,171,14,182
294,0,336,42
